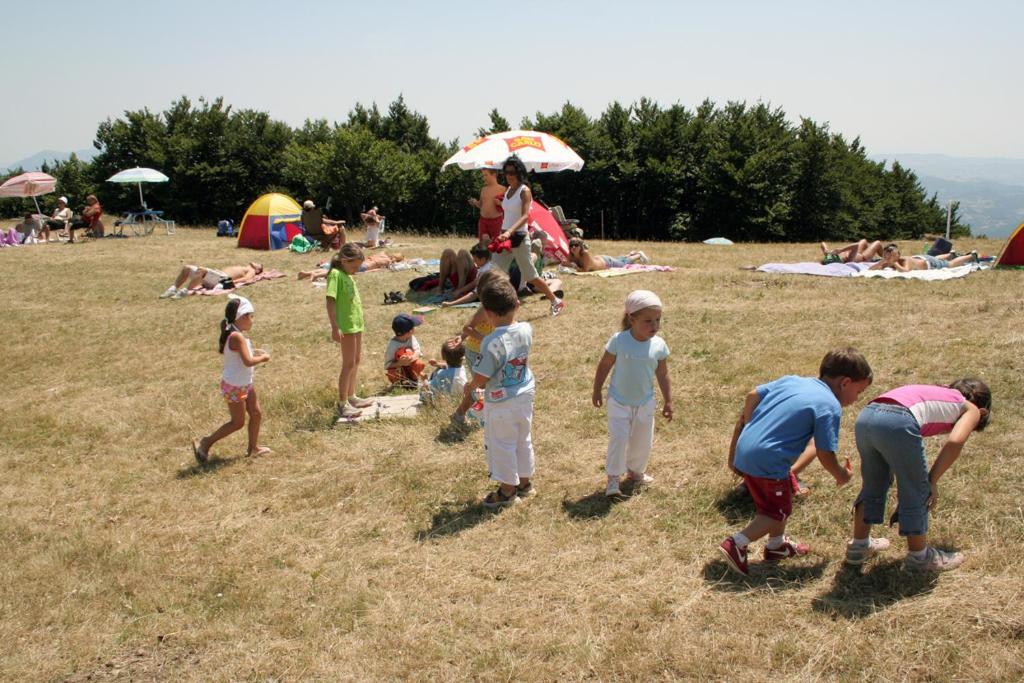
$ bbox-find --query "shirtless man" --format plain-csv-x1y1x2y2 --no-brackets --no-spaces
160,262,264,299
468,168,505,244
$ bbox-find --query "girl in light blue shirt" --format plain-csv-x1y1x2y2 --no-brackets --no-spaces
592,290,673,497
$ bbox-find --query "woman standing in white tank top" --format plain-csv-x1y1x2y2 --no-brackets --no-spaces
493,155,565,317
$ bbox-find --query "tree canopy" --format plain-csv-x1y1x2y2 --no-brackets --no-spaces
0,96,969,240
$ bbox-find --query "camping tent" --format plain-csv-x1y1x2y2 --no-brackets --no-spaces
237,193,303,250
530,201,571,264
995,221,1024,267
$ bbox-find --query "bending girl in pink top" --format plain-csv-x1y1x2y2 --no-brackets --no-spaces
845,378,992,572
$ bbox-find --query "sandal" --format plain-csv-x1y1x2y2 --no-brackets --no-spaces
483,487,520,509
192,438,209,464
516,482,537,499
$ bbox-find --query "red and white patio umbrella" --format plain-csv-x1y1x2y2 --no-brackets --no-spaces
0,171,57,214
442,130,584,173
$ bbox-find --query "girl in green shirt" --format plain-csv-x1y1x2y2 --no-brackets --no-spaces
326,243,373,418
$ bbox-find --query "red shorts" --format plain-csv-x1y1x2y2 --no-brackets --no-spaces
478,216,503,243
743,474,793,521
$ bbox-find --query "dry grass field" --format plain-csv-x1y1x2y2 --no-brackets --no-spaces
1,225,1022,681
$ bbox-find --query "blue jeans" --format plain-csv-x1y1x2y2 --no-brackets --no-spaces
854,402,930,536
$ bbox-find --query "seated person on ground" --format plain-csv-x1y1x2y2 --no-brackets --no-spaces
66,194,102,243
385,313,426,386
441,243,493,306
425,337,469,398
869,244,979,271
2,213,41,246
820,239,883,264
436,247,476,294
360,206,385,248
160,262,264,298
567,237,648,272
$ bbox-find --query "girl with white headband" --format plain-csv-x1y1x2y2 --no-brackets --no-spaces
192,295,272,463
592,290,673,496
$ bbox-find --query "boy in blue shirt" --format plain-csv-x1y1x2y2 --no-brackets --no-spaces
453,274,536,508
720,348,873,576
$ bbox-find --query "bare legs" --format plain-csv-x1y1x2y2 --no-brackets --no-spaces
339,332,362,405
853,501,926,552
173,265,208,289
822,240,883,263
197,388,265,459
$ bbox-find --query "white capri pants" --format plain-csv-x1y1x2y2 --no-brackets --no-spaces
605,396,656,477
483,391,536,485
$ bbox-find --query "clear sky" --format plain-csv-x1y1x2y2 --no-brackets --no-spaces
2,0,1020,165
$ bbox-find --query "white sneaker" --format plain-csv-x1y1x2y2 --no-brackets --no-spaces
845,537,891,565
635,251,650,264
906,546,964,572
605,478,622,497
627,473,654,486
172,288,189,299
550,298,566,317
160,286,178,299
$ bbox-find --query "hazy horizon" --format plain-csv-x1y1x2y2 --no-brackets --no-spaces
1,0,1021,165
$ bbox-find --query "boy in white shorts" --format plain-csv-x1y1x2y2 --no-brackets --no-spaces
453,274,536,508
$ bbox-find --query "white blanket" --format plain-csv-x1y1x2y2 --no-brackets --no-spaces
854,264,986,280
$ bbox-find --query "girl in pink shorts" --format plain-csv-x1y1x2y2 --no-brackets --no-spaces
192,295,272,463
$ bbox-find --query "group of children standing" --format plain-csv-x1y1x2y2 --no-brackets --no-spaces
193,232,992,577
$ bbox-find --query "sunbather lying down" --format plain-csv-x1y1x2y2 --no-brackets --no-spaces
297,252,405,280
868,244,979,272
819,239,883,264
567,237,648,272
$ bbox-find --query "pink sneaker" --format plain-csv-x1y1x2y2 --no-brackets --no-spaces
719,537,749,576
762,537,809,563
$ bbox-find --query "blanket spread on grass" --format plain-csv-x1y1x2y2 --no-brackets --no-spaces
570,264,675,277
189,270,287,295
756,262,985,280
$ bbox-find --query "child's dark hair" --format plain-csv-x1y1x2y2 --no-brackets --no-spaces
819,347,873,383
501,154,530,188
479,276,518,316
470,242,491,261
330,242,365,271
218,298,241,354
441,337,465,367
950,377,992,431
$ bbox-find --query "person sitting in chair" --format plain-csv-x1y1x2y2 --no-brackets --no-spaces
66,195,102,243
160,262,264,299
302,200,347,248
42,196,72,242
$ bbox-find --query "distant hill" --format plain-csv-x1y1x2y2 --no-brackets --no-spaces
2,147,98,173
872,153,1024,237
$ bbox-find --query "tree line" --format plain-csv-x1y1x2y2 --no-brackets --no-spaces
0,95,969,240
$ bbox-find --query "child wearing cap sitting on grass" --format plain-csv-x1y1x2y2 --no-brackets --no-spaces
719,347,873,576
385,313,426,386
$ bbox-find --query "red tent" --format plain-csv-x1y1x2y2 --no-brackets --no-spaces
529,201,571,264
995,221,1024,267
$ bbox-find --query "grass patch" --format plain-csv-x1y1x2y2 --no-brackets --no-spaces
0,227,1022,680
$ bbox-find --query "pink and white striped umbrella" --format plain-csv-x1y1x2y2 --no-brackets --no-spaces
0,172,57,213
